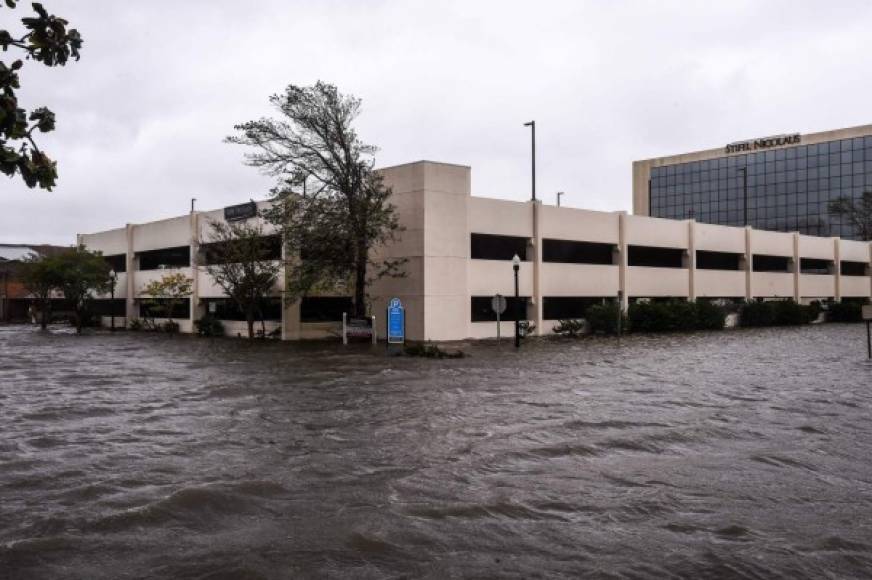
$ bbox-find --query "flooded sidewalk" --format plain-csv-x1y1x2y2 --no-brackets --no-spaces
1,324,871,579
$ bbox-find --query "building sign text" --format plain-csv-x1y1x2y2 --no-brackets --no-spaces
725,133,801,154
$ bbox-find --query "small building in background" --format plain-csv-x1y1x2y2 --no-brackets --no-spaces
0,244,69,322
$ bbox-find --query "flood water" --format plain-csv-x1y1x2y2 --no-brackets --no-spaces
1,324,871,579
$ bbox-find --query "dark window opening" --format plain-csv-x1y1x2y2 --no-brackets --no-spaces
800,258,832,275
139,298,190,319
203,297,282,321
90,299,126,317
628,245,685,268
300,296,353,322
841,261,869,276
138,246,190,270
543,296,613,320
542,239,615,265
753,254,791,272
471,296,529,322
201,235,282,266
104,254,126,273
470,233,528,261
696,250,742,270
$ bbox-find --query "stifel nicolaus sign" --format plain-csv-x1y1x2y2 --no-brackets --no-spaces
725,133,801,154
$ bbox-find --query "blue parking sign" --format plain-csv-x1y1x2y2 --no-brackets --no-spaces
387,298,405,344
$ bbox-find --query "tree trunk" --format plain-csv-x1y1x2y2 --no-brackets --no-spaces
353,242,367,317
246,310,255,339
40,297,48,330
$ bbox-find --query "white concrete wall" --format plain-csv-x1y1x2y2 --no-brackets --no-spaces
695,270,746,298
77,160,872,342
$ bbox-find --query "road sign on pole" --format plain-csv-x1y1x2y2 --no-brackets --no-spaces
492,294,507,341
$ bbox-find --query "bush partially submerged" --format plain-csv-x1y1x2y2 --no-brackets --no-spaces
195,315,225,337
553,319,585,337
828,301,864,322
404,343,465,359
586,303,625,335
739,299,815,327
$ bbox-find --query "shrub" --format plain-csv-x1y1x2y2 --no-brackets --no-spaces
740,299,813,327
404,343,465,358
739,301,776,327
828,301,863,322
586,303,624,335
195,315,225,337
128,318,144,331
695,300,728,330
773,299,808,326
629,300,696,333
519,320,536,338
161,320,180,334
553,319,585,337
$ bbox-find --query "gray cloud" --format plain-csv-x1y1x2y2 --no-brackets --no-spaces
3,0,872,244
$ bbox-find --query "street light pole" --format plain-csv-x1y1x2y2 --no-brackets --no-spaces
737,166,748,227
109,269,117,331
557,191,564,207
523,121,536,201
512,254,521,348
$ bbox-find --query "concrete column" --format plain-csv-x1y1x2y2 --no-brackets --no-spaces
189,212,201,327
280,240,301,341
792,232,800,302
833,237,841,303
744,226,753,301
687,220,696,301
618,212,629,311
125,224,136,321
531,200,543,335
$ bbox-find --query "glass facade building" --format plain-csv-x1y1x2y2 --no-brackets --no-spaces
648,135,872,240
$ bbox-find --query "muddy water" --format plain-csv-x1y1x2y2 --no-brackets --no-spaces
1,324,871,579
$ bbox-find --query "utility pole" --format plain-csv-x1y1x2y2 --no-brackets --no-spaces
557,191,564,207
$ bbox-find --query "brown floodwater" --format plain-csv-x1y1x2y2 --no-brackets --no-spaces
1,323,871,579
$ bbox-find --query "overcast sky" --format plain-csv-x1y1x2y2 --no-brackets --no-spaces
4,0,872,244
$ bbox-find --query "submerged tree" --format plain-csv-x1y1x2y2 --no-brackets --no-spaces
19,250,61,329
226,82,404,317
140,271,192,332
828,191,872,240
54,246,111,334
1,1,83,190
204,219,281,339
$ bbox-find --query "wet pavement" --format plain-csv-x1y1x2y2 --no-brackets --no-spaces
1,323,871,579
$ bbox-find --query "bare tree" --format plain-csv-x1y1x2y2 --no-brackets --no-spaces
828,191,872,240
226,82,404,317
204,219,280,339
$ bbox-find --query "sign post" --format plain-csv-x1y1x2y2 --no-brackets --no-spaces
387,298,405,348
491,294,507,342
863,305,872,360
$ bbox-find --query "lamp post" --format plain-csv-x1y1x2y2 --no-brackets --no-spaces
512,254,521,348
557,191,564,207
737,166,748,227
109,269,117,331
523,121,536,201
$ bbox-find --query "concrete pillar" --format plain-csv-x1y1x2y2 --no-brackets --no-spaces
618,212,629,311
687,220,696,301
189,212,202,327
792,232,800,302
125,224,136,321
531,200,543,335
744,226,753,301
833,237,841,303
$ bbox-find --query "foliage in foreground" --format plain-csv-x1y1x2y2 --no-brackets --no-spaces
1,1,83,190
